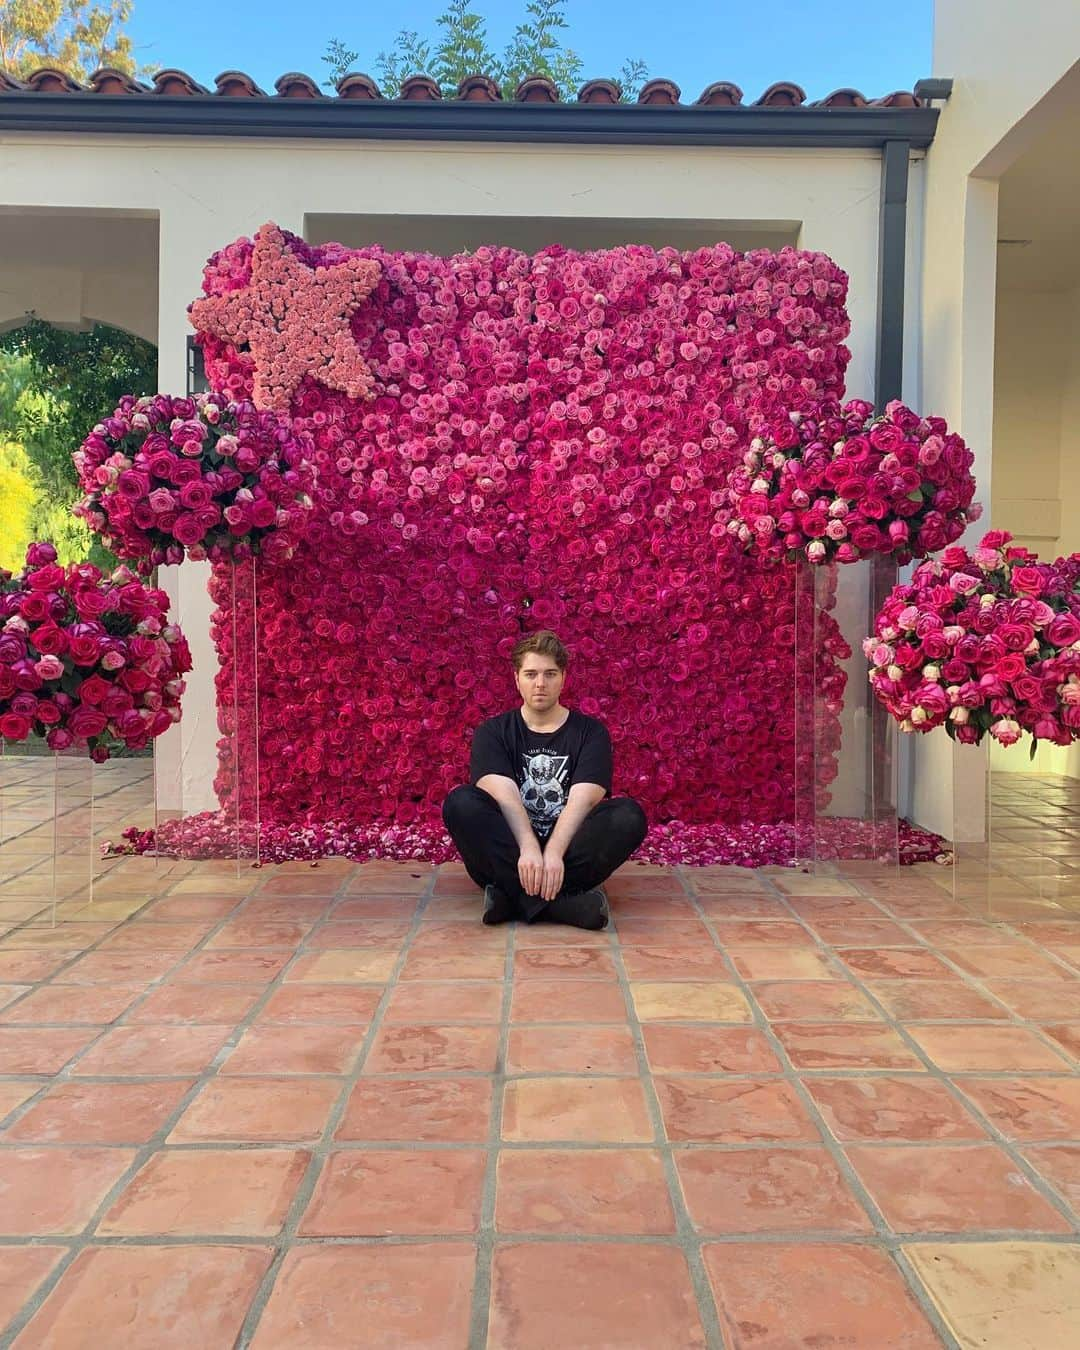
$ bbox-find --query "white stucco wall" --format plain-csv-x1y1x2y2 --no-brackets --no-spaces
909,1,1080,834
988,283,1080,777
0,210,159,340
992,284,1080,562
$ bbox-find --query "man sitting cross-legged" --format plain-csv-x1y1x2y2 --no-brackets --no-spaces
442,630,647,929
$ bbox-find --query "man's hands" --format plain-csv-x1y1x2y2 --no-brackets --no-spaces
518,842,564,902
539,847,564,902
517,841,544,899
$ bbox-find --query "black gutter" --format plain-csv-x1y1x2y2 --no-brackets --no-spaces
0,93,939,149
874,138,911,408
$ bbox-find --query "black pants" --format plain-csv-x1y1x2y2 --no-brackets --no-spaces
442,785,647,918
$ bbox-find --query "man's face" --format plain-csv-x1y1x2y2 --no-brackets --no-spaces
515,652,566,712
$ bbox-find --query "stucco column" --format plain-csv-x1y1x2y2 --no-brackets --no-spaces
911,169,999,840
154,206,303,816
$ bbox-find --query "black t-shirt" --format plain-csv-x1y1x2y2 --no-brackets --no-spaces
470,708,613,840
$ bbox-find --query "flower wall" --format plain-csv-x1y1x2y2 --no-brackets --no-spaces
193,232,854,848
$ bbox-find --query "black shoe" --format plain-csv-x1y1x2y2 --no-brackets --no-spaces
482,884,517,926
541,887,609,931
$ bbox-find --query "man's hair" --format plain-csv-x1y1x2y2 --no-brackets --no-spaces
511,630,569,672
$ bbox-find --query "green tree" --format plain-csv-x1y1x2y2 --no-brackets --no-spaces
0,320,156,567
322,0,647,102
0,441,37,572
0,0,140,81
0,317,156,498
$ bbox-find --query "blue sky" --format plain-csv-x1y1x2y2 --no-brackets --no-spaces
128,0,934,101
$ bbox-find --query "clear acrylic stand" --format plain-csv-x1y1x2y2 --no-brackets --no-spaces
952,739,1078,915
794,555,900,875
49,746,96,924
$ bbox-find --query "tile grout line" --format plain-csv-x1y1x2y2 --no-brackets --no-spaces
464,897,518,1350
0,861,428,1349
802,883,1080,1236
0,859,282,1349
0,853,1077,1345
610,881,731,1350
232,866,441,1349
675,864,966,1350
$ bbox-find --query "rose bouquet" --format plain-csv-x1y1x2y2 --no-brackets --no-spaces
866,530,1080,749
724,399,980,565
72,392,315,571
0,542,192,761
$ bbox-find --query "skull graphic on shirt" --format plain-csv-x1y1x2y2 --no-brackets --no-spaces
520,751,569,835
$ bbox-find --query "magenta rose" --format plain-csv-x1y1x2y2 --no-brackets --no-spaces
117,470,151,499
172,513,207,547
178,481,213,511
1048,614,1080,647
101,686,134,718
249,498,277,528
29,623,66,656
19,594,51,623
77,674,112,705
68,706,108,738
73,588,109,619
0,712,32,740
68,634,103,666
27,563,65,592
25,541,57,566
1011,566,1044,596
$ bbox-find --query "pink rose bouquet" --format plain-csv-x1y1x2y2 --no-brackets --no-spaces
72,392,315,570
0,542,192,761
867,531,1080,748
725,399,980,565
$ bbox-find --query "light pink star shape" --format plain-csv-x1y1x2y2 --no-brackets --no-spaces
189,222,381,412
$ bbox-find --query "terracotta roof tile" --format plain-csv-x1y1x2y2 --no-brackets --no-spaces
457,74,501,102
152,69,209,95
337,72,383,100
88,67,148,94
813,88,868,108
213,70,265,97
516,74,559,103
0,64,925,112
577,78,620,105
754,81,807,107
23,67,83,93
400,74,442,101
872,90,921,108
274,72,322,98
638,79,681,106
696,82,743,107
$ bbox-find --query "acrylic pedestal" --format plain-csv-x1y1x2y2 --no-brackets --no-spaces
0,744,95,926
952,739,1080,917
792,555,899,877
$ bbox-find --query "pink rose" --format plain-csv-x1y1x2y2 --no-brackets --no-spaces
990,717,1022,746
34,654,64,680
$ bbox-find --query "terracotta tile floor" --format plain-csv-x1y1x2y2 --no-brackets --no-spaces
0,763,1078,1346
